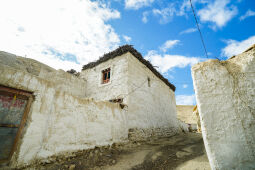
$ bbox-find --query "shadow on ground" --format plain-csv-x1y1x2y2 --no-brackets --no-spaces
131,136,206,169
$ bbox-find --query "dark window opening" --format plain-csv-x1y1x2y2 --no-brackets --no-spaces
108,71,110,79
109,98,123,103
102,68,111,84
109,98,126,109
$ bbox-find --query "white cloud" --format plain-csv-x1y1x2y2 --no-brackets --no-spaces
179,28,197,35
0,0,121,71
183,84,188,88
179,0,208,16
179,0,191,16
125,0,154,10
207,52,212,56
142,11,149,23
176,94,196,105
197,0,238,29
152,4,176,24
239,9,255,21
123,35,132,42
145,50,203,73
160,40,180,52
221,36,255,58
144,1,206,25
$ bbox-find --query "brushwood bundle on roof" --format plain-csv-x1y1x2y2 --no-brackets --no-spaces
82,45,176,91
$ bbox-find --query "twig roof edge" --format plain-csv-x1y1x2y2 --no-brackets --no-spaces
82,45,176,92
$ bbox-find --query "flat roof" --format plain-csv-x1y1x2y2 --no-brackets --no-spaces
82,45,176,91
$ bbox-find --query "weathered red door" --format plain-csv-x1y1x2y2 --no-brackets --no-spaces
0,85,33,163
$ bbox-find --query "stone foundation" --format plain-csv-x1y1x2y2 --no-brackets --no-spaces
128,127,178,141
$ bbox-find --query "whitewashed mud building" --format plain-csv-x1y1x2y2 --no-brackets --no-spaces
0,45,179,167
192,44,255,169
80,45,178,139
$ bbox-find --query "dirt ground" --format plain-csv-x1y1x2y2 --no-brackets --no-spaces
22,133,210,170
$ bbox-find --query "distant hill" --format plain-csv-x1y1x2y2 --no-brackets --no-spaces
0,51,55,76
177,105,197,125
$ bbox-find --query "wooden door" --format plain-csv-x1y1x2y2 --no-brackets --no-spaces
0,85,33,164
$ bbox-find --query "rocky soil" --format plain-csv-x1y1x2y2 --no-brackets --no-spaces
19,133,210,170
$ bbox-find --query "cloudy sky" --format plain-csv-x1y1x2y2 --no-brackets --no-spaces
0,0,254,105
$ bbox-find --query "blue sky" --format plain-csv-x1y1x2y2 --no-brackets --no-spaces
0,0,255,105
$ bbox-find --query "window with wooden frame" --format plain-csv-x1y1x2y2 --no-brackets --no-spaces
102,68,111,84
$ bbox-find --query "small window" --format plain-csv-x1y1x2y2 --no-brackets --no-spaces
147,77,151,87
102,68,111,84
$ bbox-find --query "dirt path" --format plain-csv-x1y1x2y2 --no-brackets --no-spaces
28,133,210,170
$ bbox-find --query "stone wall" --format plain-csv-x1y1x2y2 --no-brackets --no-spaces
0,63,128,168
192,45,255,169
128,127,178,141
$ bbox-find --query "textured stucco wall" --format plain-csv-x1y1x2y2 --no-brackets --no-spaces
79,53,129,103
39,69,86,97
192,47,255,169
0,64,127,167
127,53,179,139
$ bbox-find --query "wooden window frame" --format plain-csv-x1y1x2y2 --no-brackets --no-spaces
0,85,33,164
102,68,111,84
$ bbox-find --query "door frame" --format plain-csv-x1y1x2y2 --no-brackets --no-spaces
0,85,33,164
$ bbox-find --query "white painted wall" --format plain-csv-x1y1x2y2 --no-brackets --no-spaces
0,50,179,167
79,53,129,103
80,52,179,139
39,69,86,97
192,47,255,169
126,53,179,138
0,64,128,167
